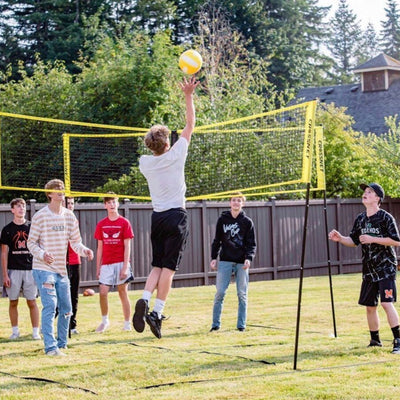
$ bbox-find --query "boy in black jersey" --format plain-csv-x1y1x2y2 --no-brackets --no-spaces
329,183,400,353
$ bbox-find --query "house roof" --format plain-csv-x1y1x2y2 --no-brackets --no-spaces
354,53,400,73
294,79,400,135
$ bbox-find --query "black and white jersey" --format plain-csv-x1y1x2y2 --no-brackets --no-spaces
350,209,400,282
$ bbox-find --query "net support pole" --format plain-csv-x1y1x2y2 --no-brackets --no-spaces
323,190,337,337
293,182,311,370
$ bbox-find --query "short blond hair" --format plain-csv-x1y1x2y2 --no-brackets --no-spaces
230,192,246,202
144,125,170,155
44,179,64,201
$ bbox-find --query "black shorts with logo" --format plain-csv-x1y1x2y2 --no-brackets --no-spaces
358,277,397,307
151,208,188,271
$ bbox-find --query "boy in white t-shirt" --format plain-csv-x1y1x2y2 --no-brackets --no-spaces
133,76,199,339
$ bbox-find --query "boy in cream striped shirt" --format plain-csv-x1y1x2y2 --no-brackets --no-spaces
28,179,93,356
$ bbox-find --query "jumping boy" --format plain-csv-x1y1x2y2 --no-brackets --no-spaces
329,183,400,354
94,193,134,333
28,179,93,356
210,192,257,332
1,198,40,340
132,76,199,339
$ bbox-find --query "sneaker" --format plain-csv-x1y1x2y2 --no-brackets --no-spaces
123,323,132,331
46,348,66,356
70,328,79,335
209,326,220,332
237,327,245,332
368,339,383,347
392,338,400,354
95,321,109,333
146,311,162,339
32,332,41,340
9,332,20,340
133,299,148,333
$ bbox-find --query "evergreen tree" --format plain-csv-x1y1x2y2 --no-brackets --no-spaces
204,0,330,93
260,0,330,92
327,0,362,84
358,23,381,64
0,0,108,77
131,0,177,35
380,0,400,59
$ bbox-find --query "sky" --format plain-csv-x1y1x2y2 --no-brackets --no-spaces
317,0,395,31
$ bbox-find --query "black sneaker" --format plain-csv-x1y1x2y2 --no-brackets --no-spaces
146,311,162,339
132,299,148,333
237,327,245,332
392,338,400,354
209,326,220,332
368,339,383,347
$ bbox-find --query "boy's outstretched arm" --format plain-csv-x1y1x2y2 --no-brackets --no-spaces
179,76,200,144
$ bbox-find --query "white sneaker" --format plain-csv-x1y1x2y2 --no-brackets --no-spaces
9,332,20,340
32,332,41,340
70,328,79,335
95,321,109,333
123,324,132,331
46,348,66,356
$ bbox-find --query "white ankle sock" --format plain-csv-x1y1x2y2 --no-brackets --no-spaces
142,290,152,302
153,299,165,318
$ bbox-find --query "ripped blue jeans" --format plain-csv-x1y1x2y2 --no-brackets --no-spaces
33,270,72,353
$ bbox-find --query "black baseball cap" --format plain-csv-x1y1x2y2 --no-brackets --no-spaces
360,183,384,201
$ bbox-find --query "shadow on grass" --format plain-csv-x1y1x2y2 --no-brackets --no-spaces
0,370,98,395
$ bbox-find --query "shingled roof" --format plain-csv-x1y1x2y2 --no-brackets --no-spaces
295,80,400,134
292,53,400,135
354,53,400,73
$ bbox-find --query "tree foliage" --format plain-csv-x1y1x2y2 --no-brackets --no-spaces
0,0,104,76
100,7,283,198
357,23,381,65
363,116,400,198
0,1,399,201
327,0,362,84
380,0,400,59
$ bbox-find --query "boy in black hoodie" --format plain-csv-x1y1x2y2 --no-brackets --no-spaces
210,192,256,332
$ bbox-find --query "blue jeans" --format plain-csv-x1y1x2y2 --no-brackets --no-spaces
212,261,249,329
33,270,72,353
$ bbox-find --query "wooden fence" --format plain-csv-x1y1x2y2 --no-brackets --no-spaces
1,197,400,291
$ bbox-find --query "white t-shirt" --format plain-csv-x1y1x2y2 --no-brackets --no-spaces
139,137,189,212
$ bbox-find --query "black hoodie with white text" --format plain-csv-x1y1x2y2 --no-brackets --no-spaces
211,210,256,264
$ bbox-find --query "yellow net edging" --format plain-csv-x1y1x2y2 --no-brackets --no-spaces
0,101,322,200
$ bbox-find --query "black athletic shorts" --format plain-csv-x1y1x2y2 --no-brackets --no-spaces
358,277,397,306
150,208,188,271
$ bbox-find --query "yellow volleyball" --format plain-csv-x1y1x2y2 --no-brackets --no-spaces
179,50,203,75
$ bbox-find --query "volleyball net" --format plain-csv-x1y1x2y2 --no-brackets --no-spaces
0,101,322,200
